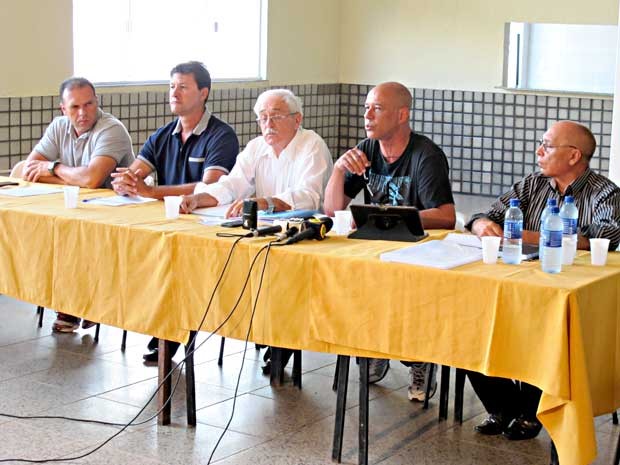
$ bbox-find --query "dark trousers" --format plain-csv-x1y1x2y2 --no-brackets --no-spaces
467,371,542,421
147,337,180,358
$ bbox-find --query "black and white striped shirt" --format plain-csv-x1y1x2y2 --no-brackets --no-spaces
466,168,620,250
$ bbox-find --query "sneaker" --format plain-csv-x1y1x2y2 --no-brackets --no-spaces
368,358,390,384
52,313,80,333
407,362,437,402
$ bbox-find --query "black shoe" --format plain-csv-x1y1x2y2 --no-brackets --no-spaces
474,414,508,435
503,417,543,440
261,360,271,375
143,348,159,364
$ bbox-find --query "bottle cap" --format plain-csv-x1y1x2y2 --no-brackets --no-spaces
509,199,520,207
565,195,574,203
547,198,557,206
551,206,560,214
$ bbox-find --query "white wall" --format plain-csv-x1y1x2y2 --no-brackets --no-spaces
337,0,618,91
609,1,620,185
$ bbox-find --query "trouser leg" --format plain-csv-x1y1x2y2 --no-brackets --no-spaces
466,371,520,418
519,382,542,420
148,337,180,357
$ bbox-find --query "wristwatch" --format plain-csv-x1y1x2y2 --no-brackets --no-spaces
265,196,275,214
48,160,60,175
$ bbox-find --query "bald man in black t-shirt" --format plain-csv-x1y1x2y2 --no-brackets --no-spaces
324,81,456,400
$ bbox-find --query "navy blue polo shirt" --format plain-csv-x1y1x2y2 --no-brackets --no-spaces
137,110,239,186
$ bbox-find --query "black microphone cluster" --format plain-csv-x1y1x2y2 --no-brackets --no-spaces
285,215,333,244
241,215,334,245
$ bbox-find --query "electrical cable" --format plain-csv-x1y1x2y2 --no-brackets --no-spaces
207,240,275,464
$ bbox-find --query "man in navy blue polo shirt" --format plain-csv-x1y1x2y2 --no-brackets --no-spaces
111,61,238,198
111,61,239,363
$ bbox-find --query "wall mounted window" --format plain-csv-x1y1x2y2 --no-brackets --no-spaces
73,0,267,85
503,22,617,94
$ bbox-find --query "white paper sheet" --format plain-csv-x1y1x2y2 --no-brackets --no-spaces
81,195,157,206
192,204,232,218
0,185,62,197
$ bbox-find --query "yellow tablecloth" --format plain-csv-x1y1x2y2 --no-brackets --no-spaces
0,179,618,465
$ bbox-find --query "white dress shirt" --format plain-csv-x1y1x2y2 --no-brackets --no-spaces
194,128,333,211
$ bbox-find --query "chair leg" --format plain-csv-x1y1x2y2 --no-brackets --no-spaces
292,349,302,389
454,368,466,424
438,365,450,421
614,427,620,465
185,331,196,427
332,355,350,463
120,330,127,352
423,363,436,410
613,410,618,425
37,306,44,328
358,357,369,465
217,337,225,366
550,441,559,465
332,355,341,392
93,323,101,343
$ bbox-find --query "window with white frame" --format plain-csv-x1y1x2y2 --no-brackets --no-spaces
73,0,266,84
503,22,616,94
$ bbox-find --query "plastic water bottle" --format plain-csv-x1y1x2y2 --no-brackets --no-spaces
538,198,557,262
560,196,578,265
503,199,523,265
541,206,563,273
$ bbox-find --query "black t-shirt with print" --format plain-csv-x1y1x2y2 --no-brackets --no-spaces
343,131,454,208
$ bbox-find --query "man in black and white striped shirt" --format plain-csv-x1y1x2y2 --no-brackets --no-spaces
465,120,620,441
468,120,620,251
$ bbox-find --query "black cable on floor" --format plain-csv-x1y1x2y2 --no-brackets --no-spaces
207,241,275,464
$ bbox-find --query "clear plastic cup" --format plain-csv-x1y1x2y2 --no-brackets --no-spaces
589,238,610,266
481,236,501,264
164,196,182,219
63,185,80,208
334,210,353,235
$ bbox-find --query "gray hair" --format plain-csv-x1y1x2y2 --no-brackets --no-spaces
253,89,304,117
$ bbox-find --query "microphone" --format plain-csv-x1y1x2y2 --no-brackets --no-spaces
244,225,282,238
274,226,299,241
285,215,333,245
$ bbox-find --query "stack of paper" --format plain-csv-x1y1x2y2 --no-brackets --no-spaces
380,235,482,269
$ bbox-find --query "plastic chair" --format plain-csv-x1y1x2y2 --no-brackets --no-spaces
36,306,128,350
217,336,301,387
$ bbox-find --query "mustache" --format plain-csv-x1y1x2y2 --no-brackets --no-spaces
264,128,277,135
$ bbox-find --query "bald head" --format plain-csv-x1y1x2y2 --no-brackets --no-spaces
372,82,412,111
553,120,596,162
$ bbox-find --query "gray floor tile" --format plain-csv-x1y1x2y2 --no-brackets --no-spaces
110,421,265,464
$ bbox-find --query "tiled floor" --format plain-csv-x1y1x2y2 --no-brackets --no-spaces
0,295,617,464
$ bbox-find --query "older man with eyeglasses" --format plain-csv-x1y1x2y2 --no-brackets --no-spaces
180,88,333,216
465,120,620,441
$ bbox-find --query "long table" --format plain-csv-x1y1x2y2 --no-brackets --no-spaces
0,180,618,465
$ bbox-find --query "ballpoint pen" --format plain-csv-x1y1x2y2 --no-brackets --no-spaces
362,171,374,197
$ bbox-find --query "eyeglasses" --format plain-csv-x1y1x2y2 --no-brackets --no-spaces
537,139,578,153
255,113,296,125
